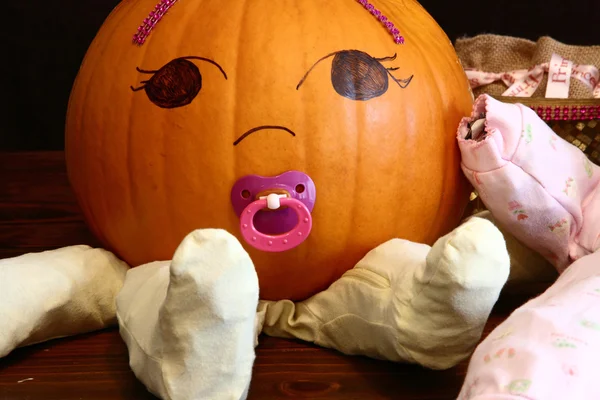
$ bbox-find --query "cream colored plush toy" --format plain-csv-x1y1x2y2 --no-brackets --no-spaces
0,246,129,358
1,212,520,399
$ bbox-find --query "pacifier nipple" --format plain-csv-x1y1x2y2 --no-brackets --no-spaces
263,193,285,210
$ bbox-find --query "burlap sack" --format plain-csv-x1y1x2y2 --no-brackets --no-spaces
455,35,600,99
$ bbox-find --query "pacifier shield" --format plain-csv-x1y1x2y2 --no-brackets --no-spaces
230,171,316,252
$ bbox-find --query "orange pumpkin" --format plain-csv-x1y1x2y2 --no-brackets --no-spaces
65,0,473,301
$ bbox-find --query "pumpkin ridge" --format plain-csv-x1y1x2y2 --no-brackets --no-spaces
69,1,138,254
164,0,207,250
347,103,364,256
229,0,251,187
126,1,165,262
387,0,469,242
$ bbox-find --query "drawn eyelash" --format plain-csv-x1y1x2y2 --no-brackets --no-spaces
373,53,413,87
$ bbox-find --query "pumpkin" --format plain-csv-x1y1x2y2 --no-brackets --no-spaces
65,0,473,301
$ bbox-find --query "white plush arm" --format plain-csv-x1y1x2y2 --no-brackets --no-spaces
0,245,129,358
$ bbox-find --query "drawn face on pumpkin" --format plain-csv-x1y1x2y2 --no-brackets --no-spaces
65,0,473,301
128,47,414,252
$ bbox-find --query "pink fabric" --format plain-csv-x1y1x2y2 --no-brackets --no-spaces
464,53,600,98
456,95,600,399
457,94,600,273
458,251,600,400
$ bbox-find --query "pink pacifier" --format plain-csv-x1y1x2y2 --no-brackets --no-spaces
230,171,316,252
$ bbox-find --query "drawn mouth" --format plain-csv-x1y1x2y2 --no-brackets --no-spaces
233,125,296,146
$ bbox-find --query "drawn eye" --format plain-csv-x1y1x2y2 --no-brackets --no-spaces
331,51,390,101
130,56,227,109
297,50,413,101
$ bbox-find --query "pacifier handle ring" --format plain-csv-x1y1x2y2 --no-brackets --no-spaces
240,198,313,252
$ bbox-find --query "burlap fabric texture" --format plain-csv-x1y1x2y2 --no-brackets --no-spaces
455,35,600,99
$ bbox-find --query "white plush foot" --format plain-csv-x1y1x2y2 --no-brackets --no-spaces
116,229,259,400
259,217,510,370
400,216,510,368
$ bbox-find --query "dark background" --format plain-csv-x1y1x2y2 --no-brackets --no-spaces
2,0,599,151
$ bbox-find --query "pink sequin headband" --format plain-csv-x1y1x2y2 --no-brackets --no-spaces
132,0,404,46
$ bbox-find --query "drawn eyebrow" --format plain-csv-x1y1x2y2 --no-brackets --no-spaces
181,56,228,79
296,50,413,90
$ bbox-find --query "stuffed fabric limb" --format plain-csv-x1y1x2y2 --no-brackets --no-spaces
258,216,510,370
473,210,558,284
116,229,259,400
458,94,600,272
456,94,600,399
458,248,600,399
0,245,129,358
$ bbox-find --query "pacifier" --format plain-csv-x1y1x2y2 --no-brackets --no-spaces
230,171,316,252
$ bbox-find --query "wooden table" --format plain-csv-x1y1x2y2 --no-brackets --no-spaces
0,152,547,399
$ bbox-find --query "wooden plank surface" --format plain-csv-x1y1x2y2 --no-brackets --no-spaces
0,152,545,399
